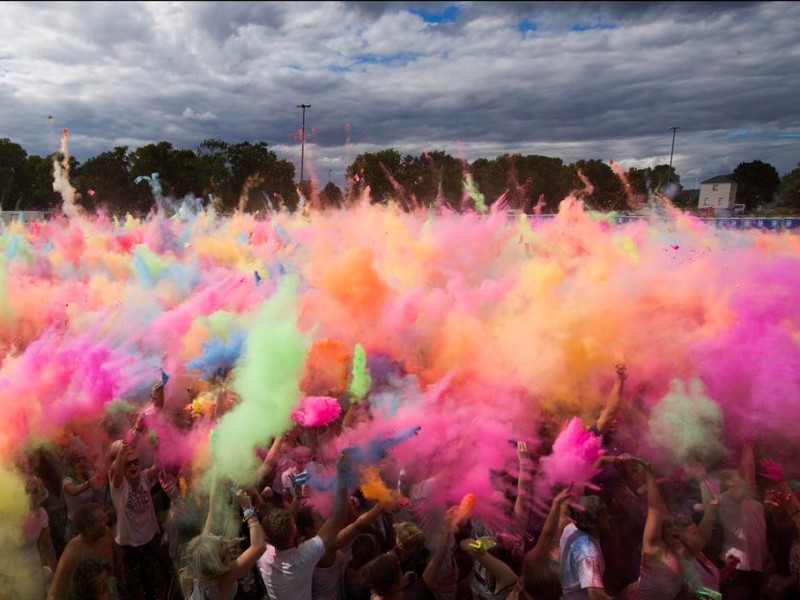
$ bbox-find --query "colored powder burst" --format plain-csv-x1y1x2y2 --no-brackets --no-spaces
291,396,342,427
0,466,41,599
537,417,604,503
211,276,309,483
0,257,12,324
300,338,352,397
359,465,396,508
1,173,800,530
464,174,488,214
647,378,727,466
185,331,247,379
348,343,372,402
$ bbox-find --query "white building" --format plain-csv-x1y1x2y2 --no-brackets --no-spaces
698,176,738,216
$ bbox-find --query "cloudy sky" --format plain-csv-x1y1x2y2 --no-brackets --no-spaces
1,1,799,190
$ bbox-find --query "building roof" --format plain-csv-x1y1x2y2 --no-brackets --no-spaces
701,175,734,184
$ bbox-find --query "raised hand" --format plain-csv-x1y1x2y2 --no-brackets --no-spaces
234,488,253,509
553,484,574,506
758,458,784,482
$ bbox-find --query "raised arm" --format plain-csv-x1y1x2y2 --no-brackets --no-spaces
220,490,267,590
330,502,389,552
513,441,534,525
255,434,284,481
690,478,721,552
641,462,666,556
760,458,800,536
316,449,352,551
111,441,131,489
740,438,756,487
460,538,518,594
422,507,457,592
144,459,161,488
63,477,93,497
595,363,627,436
524,486,571,565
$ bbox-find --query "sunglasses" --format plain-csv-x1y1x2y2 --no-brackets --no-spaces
125,459,140,467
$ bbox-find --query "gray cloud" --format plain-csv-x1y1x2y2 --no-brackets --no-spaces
1,1,798,192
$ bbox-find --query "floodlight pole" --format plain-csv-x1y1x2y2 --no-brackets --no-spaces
297,104,311,183
667,126,680,185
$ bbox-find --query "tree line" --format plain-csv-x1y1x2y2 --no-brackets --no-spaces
0,137,797,216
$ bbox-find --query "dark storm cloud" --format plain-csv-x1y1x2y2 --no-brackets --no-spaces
1,1,798,190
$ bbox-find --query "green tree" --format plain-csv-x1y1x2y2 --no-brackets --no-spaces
347,149,403,205
130,142,209,207
0,138,29,210
19,154,64,210
673,188,699,209
627,164,681,201
513,154,574,213
731,160,780,212
74,146,137,214
196,139,297,213
423,151,464,210
470,157,506,209
776,164,800,210
572,159,627,211
650,164,680,192
318,182,344,209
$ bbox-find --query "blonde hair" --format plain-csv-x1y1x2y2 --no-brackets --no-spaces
108,439,124,463
178,534,231,595
394,521,425,553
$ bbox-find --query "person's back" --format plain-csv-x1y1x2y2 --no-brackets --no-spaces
312,548,346,600
49,503,121,600
559,522,605,600
559,495,610,600
628,550,684,600
258,533,326,599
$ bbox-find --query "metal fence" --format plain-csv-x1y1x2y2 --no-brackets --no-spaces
0,210,55,224
523,214,800,232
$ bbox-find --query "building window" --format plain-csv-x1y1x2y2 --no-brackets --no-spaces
712,184,719,191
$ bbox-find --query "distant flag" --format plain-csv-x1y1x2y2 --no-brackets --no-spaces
87,189,96,197
353,173,361,183
254,270,262,285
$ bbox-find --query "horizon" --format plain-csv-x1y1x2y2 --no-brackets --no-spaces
1,1,799,190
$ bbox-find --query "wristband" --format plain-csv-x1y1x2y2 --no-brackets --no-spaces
242,507,258,522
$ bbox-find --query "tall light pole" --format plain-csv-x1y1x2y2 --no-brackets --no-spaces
328,169,332,184
297,104,311,184
667,126,680,186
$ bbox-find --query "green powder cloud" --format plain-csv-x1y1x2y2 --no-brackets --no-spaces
648,377,727,465
210,276,309,483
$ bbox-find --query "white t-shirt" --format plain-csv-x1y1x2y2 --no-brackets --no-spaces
312,549,346,600
720,497,767,572
258,535,326,600
559,523,605,600
110,472,159,547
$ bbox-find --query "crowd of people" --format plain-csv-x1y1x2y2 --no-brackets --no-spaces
10,365,800,600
